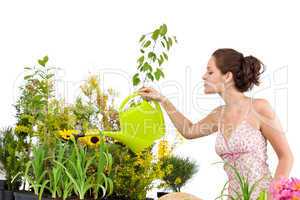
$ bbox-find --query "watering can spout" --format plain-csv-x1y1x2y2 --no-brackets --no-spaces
102,92,166,153
102,131,123,141
102,131,152,153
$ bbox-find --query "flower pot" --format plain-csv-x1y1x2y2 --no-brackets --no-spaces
14,191,51,200
3,190,14,200
0,180,5,191
157,192,169,198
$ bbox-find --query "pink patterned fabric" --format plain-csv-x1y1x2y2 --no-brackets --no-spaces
215,102,273,199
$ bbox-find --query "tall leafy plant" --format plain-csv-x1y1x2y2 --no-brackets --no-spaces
133,24,177,86
14,55,57,170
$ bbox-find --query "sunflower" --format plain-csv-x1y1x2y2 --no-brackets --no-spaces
58,129,79,140
78,129,101,148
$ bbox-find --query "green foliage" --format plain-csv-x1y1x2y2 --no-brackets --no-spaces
2,24,178,198
107,143,162,199
133,24,177,86
65,137,113,199
0,127,23,190
215,161,268,200
91,134,114,199
47,141,66,198
14,55,57,161
54,138,95,200
159,155,198,192
17,137,113,200
10,57,116,199
21,145,49,199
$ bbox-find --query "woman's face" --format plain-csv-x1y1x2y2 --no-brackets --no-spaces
202,56,225,94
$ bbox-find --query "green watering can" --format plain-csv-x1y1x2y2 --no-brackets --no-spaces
101,92,166,153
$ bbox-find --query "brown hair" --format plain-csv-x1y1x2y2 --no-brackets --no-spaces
212,48,265,92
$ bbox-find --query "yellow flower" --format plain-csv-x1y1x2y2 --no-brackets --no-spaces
165,164,174,175
157,139,171,159
78,129,101,148
15,125,31,135
175,177,182,185
58,129,79,140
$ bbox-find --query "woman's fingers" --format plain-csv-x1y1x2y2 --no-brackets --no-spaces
138,87,146,92
139,86,153,90
138,91,149,97
138,92,151,101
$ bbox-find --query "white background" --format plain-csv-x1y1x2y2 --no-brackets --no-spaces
0,0,299,199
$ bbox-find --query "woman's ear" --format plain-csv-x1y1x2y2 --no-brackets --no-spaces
224,71,233,83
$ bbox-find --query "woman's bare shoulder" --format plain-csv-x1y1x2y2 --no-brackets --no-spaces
209,105,225,120
252,98,275,119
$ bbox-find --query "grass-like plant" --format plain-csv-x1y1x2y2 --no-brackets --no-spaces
54,137,113,200
214,161,268,200
16,145,49,200
47,141,66,199
53,138,94,200
90,133,113,199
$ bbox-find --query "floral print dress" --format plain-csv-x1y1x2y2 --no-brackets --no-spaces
215,99,273,199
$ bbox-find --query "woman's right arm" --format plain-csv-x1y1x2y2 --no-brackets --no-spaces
138,87,221,139
160,97,220,139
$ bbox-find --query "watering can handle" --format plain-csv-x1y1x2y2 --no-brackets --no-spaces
119,92,163,114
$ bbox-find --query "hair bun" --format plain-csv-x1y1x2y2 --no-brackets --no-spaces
212,48,266,92
241,55,265,89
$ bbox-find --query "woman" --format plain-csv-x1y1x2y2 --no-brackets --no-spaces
138,48,294,199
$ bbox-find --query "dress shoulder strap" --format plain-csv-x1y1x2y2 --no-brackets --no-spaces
243,96,253,120
217,106,225,133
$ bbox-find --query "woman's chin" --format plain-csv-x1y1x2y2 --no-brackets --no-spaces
204,88,216,94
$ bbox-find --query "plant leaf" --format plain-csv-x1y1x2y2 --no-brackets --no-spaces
147,73,154,81
163,52,168,60
154,68,164,80
159,24,167,36
132,73,140,86
151,29,160,41
143,40,151,48
137,55,144,65
139,35,146,43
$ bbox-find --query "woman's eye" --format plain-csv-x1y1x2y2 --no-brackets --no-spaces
208,72,213,75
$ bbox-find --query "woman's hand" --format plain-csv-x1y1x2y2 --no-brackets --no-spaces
137,87,165,102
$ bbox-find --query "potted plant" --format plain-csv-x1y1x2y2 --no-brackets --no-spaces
2,21,178,199
0,127,23,200
158,155,198,198
106,143,160,200
13,144,51,200
10,55,115,200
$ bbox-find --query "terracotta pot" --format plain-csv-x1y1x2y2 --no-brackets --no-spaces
158,192,202,200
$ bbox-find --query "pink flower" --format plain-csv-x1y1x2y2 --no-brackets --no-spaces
269,177,300,200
